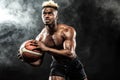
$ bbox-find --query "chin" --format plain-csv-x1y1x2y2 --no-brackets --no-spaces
44,23,50,25
44,22,52,25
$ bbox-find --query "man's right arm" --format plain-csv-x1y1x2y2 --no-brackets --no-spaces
17,28,45,67
29,28,45,66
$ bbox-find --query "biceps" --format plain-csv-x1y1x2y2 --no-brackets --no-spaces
63,40,76,51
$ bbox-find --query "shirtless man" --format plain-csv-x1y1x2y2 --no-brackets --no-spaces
18,0,87,80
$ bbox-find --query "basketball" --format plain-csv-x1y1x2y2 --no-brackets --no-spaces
19,40,44,63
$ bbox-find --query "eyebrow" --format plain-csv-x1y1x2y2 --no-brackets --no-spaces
43,12,53,14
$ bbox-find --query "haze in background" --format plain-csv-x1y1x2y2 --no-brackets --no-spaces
0,0,119,80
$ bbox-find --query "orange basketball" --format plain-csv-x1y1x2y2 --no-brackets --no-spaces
19,40,44,63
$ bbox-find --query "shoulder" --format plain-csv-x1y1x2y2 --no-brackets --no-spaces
35,28,46,41
58,24,76,32
58,24,76,39
40,28,47,33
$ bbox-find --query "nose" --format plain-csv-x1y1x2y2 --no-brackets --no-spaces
44,14,49,18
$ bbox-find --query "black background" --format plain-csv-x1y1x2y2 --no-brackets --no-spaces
0,0,119,80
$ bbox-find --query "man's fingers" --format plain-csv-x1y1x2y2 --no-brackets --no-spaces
17,53,20,57
17,53,23,59
30,40,38,43
30,43,38,46
17,54,22,59
17,53,24,62
32,45,41,51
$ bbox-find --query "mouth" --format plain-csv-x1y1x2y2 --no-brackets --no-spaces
45,19,50,22
44,19,51,23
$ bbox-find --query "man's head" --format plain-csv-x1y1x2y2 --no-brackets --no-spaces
41,0,59,25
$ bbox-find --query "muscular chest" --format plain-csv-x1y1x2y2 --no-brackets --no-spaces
41,32,64,48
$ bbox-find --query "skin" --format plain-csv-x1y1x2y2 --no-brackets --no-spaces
18,7,88,80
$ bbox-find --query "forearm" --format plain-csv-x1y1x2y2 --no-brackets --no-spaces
29,59,43,67
46,47,72,57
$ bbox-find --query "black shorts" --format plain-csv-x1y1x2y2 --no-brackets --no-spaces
49,57,87,80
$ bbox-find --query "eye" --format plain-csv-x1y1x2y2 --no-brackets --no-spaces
43,12,47,14
48,12,52,14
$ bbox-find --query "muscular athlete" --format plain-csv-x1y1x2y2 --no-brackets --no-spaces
18,0,88,80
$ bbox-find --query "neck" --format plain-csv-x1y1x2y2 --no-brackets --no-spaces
45,23,58,35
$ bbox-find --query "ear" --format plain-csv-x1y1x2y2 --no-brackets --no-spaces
56,15,58,20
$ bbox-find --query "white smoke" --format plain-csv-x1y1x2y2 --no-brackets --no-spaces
0,0,38,29
95,0,120,24
55,0,73,9
0,0,42,66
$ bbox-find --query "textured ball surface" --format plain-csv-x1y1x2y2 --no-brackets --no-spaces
19,40,43,63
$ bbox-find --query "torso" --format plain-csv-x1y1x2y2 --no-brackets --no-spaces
37,24,76,62
41,24,65,49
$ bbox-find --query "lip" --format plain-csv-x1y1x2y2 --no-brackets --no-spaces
45,19,50,22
